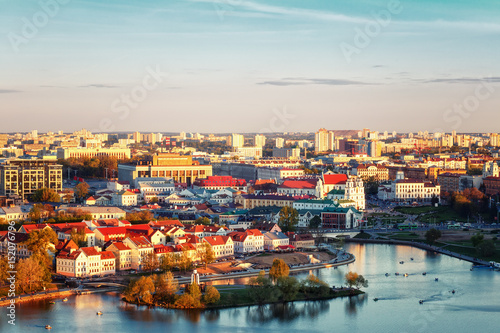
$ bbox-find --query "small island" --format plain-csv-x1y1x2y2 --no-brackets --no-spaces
122,259,367,309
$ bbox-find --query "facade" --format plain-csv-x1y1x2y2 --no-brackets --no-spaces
353,164,389,181
277,179,322,197
123,236,154,270
112,190,138,206
203,235,234,258
84,207,126,220
254,134,266,147
344,176,365,210
321,207,362,229
56,247,116,278
272,148,301,159
57,147,131,160
484,177,500,196
106,242,133,271
118,153,212,186
263,231,289,250
392,179,441,202
234,194,295,209
0,158,62,198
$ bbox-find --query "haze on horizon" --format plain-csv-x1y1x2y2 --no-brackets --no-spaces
1,0,499,134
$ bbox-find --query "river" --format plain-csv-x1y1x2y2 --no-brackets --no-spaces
2,243,499,333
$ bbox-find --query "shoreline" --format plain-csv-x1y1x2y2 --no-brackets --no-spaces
121,287,364,310
344,238,492,266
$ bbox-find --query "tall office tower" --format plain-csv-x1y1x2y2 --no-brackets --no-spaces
314,128,335,153
132,132,141,143
254,134,266,147
230,133,245,148
275,137,284,148
490,133,499,147
362,128,370,138
31,130,38,139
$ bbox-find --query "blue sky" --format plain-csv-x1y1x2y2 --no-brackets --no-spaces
1,0,499,133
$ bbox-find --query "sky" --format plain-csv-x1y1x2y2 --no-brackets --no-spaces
0,0,499,134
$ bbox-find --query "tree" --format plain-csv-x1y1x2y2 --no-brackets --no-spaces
431,195,439,206
309,216,322,229
276,276,299,302
471,232,484,248
477,240,496,257
345,271,368,289
32,188,60,203
178,248,193,272
74,182,90,201
154,271,179,304
203,285,220,305
70,228,87,247
425,228,442,244
0,257,9,284
199,242,215,269
124,276,156,304
364,176,379,195
28,204,44,222
278,206,299,232
149,197,159,204
141,252,160,273
24,228,58,256
248,270,279,305
195,217,211,225
160,254,174,272
269,258,289,282
15,257,45,293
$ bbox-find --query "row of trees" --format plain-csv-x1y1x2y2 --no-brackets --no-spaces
123,272,220,308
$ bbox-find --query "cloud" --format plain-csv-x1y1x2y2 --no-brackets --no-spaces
0,89,21,93
257,77,372,86
190,0,371,24
79,84,119,88
424,76,500,84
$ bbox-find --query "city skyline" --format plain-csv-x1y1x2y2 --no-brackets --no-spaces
1,0,499,133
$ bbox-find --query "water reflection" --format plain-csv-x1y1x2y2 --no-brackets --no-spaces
246,301,330,324
344,294,367,316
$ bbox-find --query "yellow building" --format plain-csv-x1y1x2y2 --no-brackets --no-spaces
0,158,62,198
118,153,212,186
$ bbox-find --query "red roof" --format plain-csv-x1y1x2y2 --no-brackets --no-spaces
100,251,115,260
80,247,100,256
279,179,317,189
323,174,348,185
204,235,225,246
149,220,184,228
109,242,131,251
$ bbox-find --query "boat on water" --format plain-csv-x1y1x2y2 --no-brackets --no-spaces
373,298,379,302
451,290,455,294
399,261,404,264
419,300,424,304
385,273,389,277
435,278,439,282
403,273,409,277
45,325,52,330
62,298,68,302
410,258,414,261
97,311,103,315
422,272,427,276
395,272,400,276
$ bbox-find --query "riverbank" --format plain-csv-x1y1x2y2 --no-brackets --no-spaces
0,286,123,307
345,238,492,266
